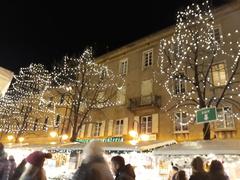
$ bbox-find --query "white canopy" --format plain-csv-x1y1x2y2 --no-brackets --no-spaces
153,140,240,155
0,67,13,97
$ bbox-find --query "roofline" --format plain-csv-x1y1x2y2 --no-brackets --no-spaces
95,0,240,63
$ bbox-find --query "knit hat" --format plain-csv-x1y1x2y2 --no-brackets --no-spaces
25,151,52,167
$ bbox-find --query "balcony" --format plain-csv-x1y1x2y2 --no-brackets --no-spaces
128,95,161,111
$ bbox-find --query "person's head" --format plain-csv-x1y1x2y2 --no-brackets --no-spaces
25,151,52,168
209,160,224,175
172,166,179,173
176,170,187,180
9,155,15,161
111,155,125,175
191,156,205,173
83,141,104,162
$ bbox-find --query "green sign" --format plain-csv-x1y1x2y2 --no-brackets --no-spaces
75,137,124,143
196,107,217,124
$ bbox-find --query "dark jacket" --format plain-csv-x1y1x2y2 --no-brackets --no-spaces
189,172,209,180
72,156,113,180
0,157,10,180
208,173,229,180
115,164,135,180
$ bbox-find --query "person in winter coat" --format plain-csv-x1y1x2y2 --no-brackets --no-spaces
111,155,136,180
11,159,27,180
72,141,113,180
8,155,16,180
208,160,229,180
189,156,209,180
175,170,187,180
19,151,52,180
0,143,10,180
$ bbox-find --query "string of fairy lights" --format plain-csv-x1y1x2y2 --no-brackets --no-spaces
0,48,125,136
154,0,240,125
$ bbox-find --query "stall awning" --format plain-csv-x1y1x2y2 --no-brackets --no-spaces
5,140,177,152
153,139,240,155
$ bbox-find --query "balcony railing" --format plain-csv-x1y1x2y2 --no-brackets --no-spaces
128,95,161,110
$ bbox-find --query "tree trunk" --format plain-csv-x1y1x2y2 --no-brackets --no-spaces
70,131,78,142
203,122,210,140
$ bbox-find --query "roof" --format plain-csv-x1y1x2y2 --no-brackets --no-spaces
153,139,240,155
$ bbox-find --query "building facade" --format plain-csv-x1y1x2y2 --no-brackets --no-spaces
74,1,240,142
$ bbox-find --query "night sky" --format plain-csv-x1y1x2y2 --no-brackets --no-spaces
0,0,228,73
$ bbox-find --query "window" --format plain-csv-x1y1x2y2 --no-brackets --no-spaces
214,26,222,44
215,106,235,129
114,119,124,135
211,63,227,86
116,86,126,105
173,73,186,95
43,117,49,131
60,95,65,104
55,114,61,127
93,122,102,137
143,49,153,68
119,59,128,75
140,115,152,134
33,119,38,131
141,79,153,105
174,112,189,133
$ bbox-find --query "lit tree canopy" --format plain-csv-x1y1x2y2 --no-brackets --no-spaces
155,1,240,140
50,48,125,141
0,64,54,141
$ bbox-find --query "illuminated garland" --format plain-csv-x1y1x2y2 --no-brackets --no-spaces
154,0,240,125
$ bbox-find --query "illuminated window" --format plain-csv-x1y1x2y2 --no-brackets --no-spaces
119,59,128,75
215,106,235,129
214,26,222,44
174,112,189,133
114,119,124,135
143,49,153,68
93,122,102,137
212,63,226,86
173,73,186,95
140,115,152,134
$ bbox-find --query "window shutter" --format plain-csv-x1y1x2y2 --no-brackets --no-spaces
152,113,159,133
100,121,105,137
87,124,92,137
123,117,129,135
80,125,85,138
108,120,114,136
133,116,140,132
141,79,153,96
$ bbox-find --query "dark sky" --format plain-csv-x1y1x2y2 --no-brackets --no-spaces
0,0,228,73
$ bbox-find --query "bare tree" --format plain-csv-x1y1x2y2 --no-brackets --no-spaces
50,48,124,142
155,1,240,140
0,64,54,142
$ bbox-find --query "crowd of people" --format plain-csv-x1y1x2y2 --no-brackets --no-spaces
0,141,231,180
169,156,229,180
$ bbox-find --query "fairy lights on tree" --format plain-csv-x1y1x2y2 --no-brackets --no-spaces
49,48,125,142
154,1,240,140
0,64,55,142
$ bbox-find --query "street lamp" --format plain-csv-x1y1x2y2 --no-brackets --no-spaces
49,131,69,143
18,137,24,143
129,130,150,145
50,131,58,138
7,135,14,141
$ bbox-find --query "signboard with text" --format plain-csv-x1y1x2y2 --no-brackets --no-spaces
196,107,217,124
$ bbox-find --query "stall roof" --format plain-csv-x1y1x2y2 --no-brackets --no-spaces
4,140,176,152
153,140,240,155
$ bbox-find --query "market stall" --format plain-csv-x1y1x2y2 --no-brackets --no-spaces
4,140,176,180
153,140,240,180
